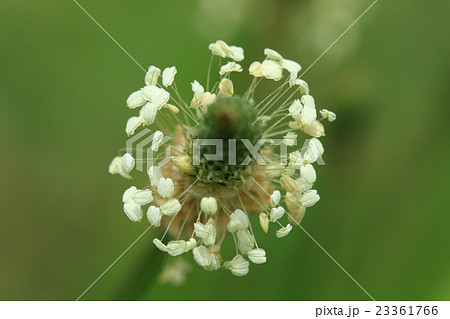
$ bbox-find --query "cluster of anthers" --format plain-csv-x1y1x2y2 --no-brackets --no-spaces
109,40,336,277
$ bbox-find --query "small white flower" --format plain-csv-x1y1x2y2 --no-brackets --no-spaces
289,99,303,118
208,42,226,57
153,238,168,252
191,80,205,94
192,91,217,111
147,206,162,227
264,48,283,61
259,212,269,233
133,190,153,205
300,104,317,126
194,222,216,246
202,92,216,106
296,177,313,193
121,153,135,174
123,200,143,222
160,198,182,216
144,66,161,86
151,130,164,151
148,166,163,188
126,90,146,109
295,79,310,95
141,85,170,110
247,248,266,264
162,66,177,87
229,46,244,62
261,60,283,81
140,102,158,124
218,41,241,61
185,238,197,251
193,246,212,267
302,121,325,138
301,94,316,108
122,186,137,203
122,188,153,217
200,197,218,216
270,207,285,223
300,189,320,207
155,238,195,256
214,40,231,55
226,209,250,233
122,186,153,205
218,78,234,97
205,253,221,271
281,59,301,86
125,116,145,136
276,224,293,238
224,255,249,276
263,49,300,84
249,62,263,77
166,240,189,256
157,177,174,198
209,40,244,61
320,109,336,122
108,157,123,175
300,164,316,184
108,153,135,179
282,132,297,146
122,187,152,222
303,138,324,164
270,190,281,207
237,229,255,254
289,151,305,168
219,62,242,75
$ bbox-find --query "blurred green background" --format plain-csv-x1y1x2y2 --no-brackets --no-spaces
1,0,449,300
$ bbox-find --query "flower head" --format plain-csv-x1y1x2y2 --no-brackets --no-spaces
109,41,336,277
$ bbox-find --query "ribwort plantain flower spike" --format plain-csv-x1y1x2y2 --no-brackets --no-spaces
109,40,336,278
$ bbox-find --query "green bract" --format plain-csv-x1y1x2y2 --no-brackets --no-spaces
190,96,263,185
